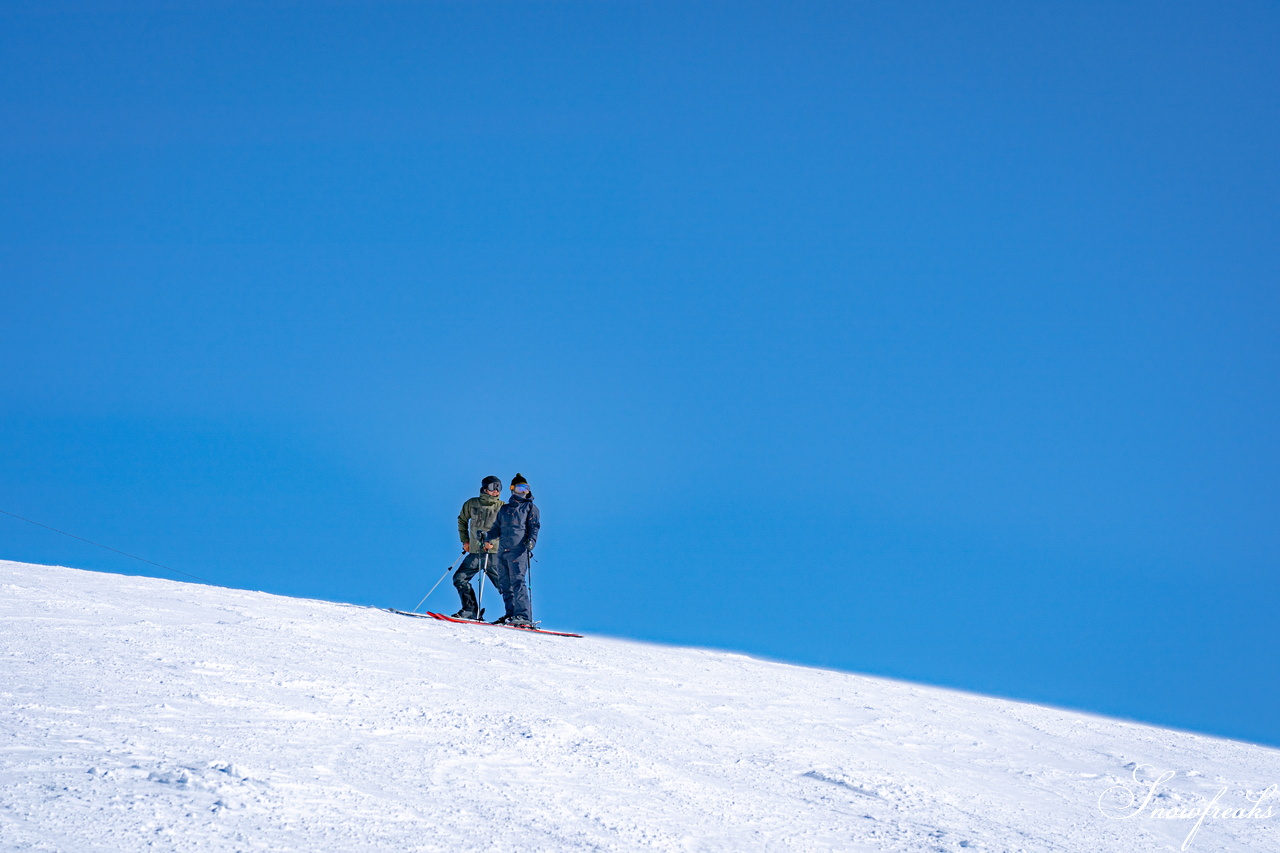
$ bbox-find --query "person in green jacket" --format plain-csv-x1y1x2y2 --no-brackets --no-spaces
451,475,505,619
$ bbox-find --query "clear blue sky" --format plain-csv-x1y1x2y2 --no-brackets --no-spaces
3,1,1278,747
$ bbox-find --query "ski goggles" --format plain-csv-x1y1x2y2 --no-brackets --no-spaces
511,484,530,493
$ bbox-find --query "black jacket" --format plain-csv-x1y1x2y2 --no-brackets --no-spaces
485,492,540,553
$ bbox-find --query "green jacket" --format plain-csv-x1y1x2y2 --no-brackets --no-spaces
458,493,505,553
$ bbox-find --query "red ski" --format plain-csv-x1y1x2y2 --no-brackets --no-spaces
388,608,581,637
426,611,582,637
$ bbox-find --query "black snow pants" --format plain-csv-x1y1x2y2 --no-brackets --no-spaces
495,548,532,622
452,553,501,616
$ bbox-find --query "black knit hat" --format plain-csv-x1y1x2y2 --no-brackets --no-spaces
510,473,529,487
481,475,502,492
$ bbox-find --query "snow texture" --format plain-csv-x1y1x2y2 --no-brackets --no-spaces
1,559,1276,852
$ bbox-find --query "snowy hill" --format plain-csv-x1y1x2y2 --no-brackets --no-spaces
1,560,1276,852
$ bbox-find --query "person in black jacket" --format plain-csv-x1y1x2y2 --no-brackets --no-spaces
484,473,540,627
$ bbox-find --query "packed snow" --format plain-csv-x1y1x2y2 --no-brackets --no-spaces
1,559,1276,852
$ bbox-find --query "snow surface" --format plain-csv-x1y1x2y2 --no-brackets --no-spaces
2,560,1277,852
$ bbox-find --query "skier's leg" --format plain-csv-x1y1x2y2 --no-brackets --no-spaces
507,550,532,623
495,551,515,619
451,554,480,618
453,554,480,591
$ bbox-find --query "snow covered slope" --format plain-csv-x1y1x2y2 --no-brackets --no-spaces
2,560,1276,852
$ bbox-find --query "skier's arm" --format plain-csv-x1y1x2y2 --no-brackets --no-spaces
457,501,471,546
525,504,540,552
484,515,502,544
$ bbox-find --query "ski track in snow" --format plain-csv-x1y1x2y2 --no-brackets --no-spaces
1,560,1276,852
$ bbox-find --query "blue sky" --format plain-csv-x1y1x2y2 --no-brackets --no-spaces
2,1,1278,746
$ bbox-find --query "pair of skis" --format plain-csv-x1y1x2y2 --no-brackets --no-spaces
388,608,582,638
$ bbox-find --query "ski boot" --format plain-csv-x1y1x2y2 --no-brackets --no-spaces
451,586,479,620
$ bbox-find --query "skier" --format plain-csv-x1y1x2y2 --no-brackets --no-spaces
484,473,540,628
451,475,505,620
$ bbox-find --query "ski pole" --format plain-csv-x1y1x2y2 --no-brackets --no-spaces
477,552,489,614
410,552,466,614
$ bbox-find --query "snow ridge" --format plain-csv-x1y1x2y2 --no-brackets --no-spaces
2,560,1276,852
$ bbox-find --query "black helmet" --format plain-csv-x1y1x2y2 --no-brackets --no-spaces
481,475,502,493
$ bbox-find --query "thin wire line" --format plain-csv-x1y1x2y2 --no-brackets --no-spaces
0,507,217,586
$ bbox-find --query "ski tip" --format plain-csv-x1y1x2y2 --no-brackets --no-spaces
388,608,432,619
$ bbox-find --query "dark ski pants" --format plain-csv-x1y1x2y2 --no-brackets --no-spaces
495,548,532,622
453,553,500,613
